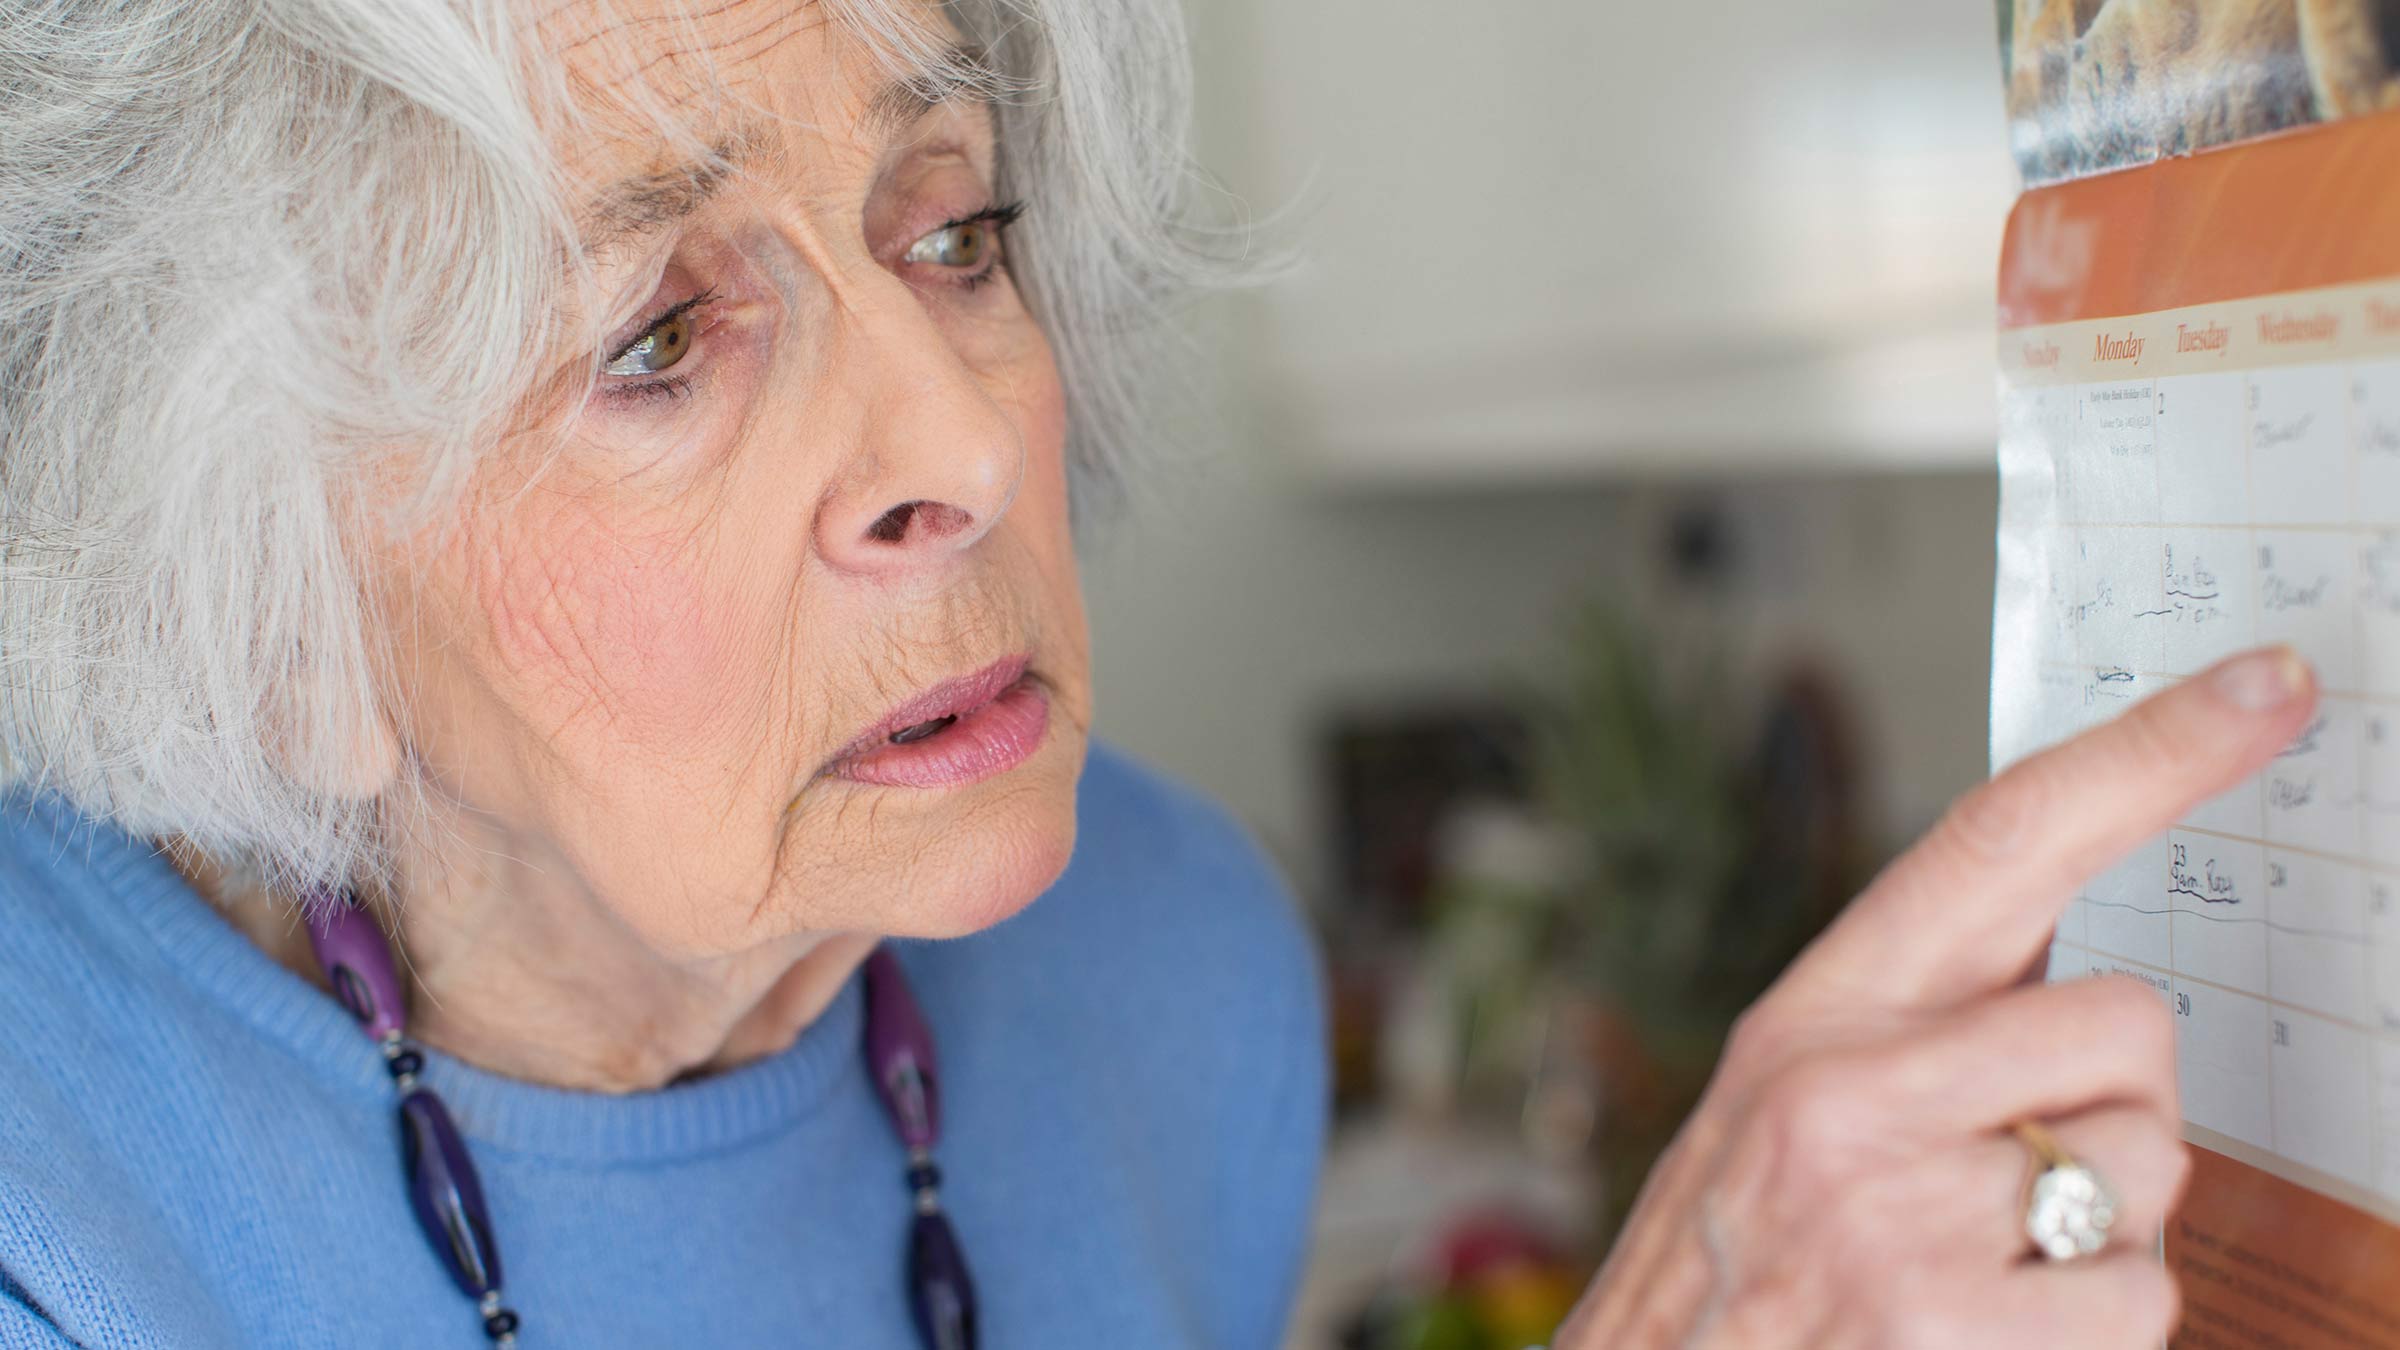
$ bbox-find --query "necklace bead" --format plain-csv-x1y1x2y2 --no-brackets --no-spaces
398,1087,503,1298
906,1209,976,1350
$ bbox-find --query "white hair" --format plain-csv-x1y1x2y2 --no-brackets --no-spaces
0,0,1249,889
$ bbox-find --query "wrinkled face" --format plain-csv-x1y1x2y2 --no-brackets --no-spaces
372,0,1090,957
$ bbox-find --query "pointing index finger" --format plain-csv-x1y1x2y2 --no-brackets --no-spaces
1779,646,2317,1012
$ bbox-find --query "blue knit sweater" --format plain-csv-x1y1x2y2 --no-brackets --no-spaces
0,744,1326,1348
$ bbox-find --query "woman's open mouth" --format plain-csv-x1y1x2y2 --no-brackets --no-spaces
821,655,1051,789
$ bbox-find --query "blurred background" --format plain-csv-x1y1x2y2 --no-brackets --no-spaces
1076,1,2017,1346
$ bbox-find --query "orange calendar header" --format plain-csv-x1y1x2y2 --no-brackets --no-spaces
2001,108,2400,331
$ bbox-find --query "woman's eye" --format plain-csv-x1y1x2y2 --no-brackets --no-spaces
604,310,696,377
904,220,994,270
901,204,1022,279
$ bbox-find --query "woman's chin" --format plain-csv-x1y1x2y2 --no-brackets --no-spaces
784,725,1088,940
898,809,1079,939
901,736,1086,938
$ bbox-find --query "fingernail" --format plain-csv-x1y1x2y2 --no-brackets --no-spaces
2213,646,2312,711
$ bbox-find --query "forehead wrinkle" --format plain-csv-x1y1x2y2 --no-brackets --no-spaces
608,1,824,91
543,0,805,66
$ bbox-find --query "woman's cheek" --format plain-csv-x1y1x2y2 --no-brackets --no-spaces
995,320,1070,499
468,502,742,753
1025,368,1068,479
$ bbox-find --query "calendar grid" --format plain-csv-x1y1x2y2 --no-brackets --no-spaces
2000,282,2400,1218
2053,939,2380,1050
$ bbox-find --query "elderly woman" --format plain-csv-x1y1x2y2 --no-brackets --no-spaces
0,0,2321,1346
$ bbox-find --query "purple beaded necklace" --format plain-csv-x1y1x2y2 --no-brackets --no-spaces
303,888,978,1349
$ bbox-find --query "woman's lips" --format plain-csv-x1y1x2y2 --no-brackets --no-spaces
823,655,1051,789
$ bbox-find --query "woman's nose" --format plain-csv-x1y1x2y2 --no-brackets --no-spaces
813,297,1025,576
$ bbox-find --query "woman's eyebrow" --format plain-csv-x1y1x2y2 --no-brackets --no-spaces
861,42,1002,142
577,137,757,260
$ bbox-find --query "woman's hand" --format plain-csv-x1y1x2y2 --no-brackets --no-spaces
1553,646,2319,1349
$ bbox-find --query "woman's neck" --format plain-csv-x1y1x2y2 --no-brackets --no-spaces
178,842,876,1094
